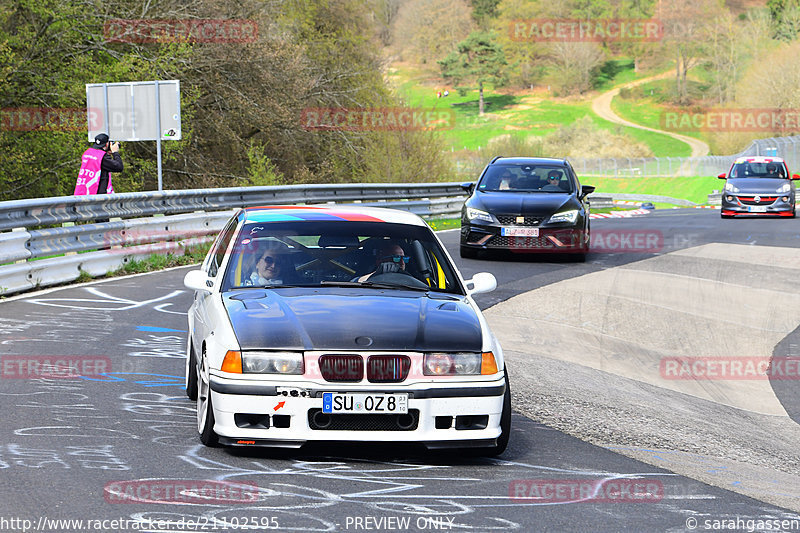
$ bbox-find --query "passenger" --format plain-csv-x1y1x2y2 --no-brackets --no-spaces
248,241,292,286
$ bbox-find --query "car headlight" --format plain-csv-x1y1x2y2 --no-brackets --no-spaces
724,182,739,193
778,183,791,193
466,207,493,223
423,352,499,375
242,351,304,374
548,209,579,224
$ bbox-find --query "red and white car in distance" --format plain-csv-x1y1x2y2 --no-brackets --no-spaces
719,156,800,217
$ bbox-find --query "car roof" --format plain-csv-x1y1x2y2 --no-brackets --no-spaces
490,157,568,165
733,156,786,164
240,205,429,227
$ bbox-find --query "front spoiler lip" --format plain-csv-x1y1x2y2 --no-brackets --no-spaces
217,437,499,450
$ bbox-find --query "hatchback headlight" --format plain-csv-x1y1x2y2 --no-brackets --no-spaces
548,209,579,224
242,351,304,374
724,182,739,193
466,207,493,223
423,352,498,375
778,183,791,193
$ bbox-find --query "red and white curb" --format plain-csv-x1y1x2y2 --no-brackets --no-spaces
589,209,650,219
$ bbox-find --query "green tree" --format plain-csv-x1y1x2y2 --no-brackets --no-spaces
438,31,507,115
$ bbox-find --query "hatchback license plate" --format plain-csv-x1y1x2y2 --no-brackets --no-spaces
749,206,767,213
322,393,408,414
501,227,539,237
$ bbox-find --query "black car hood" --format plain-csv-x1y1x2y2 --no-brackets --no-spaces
728,178,790,194
475,191,573,215
223,288,483,352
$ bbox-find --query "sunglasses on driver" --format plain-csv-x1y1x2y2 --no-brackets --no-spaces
381,255,410,264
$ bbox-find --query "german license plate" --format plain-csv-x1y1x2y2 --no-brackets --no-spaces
501,227,539,237
322,393,408,414
749,206,767,213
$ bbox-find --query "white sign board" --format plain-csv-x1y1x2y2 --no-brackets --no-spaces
86,80,181,141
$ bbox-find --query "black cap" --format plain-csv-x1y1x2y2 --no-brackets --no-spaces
93,133,109,147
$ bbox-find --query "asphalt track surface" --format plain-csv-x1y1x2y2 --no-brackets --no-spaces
1,209,800,532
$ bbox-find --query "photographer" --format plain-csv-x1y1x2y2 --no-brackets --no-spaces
74,133,123,195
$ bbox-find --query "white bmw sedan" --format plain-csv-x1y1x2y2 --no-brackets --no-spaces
183,205,510,455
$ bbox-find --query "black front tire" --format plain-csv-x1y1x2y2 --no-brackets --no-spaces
186,344,198,401
199,394,219,447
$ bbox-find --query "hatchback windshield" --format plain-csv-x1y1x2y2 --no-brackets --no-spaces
222,220,463,294
478,164,574,193
730,162,788,179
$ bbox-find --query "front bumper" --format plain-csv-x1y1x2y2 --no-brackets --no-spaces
461,221,587,253
721,194,794,216
208,373,506,448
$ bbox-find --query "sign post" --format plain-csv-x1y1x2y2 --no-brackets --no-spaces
86,80,181,191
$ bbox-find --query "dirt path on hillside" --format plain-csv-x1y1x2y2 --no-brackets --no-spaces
591,71,710,157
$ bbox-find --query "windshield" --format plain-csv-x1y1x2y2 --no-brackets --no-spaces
478,164,574,193
221,220,463,294
730,161,788,179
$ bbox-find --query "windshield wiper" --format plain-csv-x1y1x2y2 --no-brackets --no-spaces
319,280,431,292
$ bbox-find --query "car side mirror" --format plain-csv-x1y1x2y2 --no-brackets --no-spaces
465,272,496,296
184,269,213,293
460,182,476,194
792,174,800,180
580,185,595,198
718,173,727,179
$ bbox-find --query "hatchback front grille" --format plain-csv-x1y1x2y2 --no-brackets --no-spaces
496,215,545,226
488,236,557,248
738,196,777,206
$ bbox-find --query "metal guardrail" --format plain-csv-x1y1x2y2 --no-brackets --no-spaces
0,183,468,296
0,182,704,297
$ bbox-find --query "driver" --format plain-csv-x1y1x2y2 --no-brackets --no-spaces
355,243,409,282
766,163,778,177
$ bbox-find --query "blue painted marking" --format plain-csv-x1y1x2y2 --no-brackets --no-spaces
137,326,187,333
